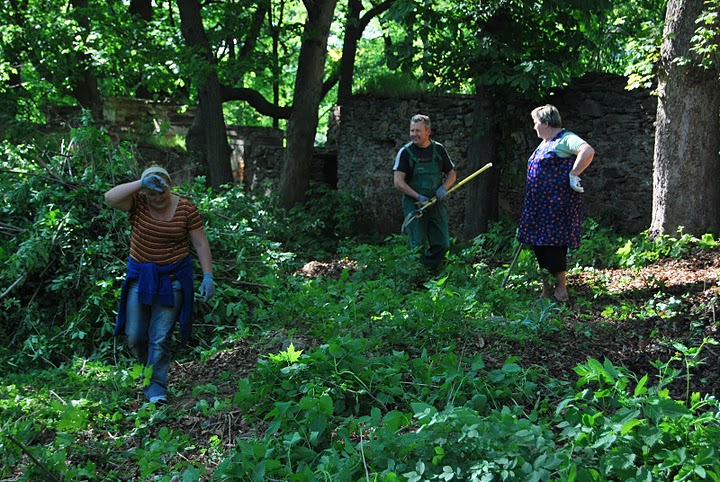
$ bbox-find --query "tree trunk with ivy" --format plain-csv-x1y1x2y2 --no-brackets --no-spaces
650,0,720,237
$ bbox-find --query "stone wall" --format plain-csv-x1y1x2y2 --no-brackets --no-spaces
336,73,657,236
102,97,195,136
97,73,658,236
225,126,284,188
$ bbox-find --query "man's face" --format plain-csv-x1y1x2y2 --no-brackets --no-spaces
409,121,431,148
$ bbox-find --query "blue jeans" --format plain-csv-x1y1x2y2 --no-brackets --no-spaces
124,279,182,401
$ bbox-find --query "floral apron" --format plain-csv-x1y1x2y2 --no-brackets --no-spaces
518,129,582,248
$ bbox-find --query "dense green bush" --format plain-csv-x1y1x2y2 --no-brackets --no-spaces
0,123,381,368
0,128,133,366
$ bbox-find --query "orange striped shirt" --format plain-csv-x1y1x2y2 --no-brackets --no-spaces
129,193,204,265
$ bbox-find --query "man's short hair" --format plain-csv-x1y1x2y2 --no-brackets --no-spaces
410,114,431,129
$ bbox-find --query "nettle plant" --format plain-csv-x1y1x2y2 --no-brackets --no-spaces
221,339,562,480
613,228,718,269
555,352,720,481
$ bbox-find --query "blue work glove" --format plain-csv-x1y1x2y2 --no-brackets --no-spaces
435,186,447,200
417,194,430,204
141,174,169,193
569,174,584,193
199,273,215,302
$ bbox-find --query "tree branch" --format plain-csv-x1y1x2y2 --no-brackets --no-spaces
0,274,26,300
238,2,270,59
322,68,340,98
221,86,292,119
221,67,337,122
359,0,396,32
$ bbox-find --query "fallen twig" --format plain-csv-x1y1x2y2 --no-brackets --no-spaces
229,279,271,289
0,274,26,301
0,221,24,234
5,433,63,482
34,155,65,184
359,428,370,482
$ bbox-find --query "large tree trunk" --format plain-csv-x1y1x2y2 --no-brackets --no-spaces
336,0,363,106
650,0,720,237
177,0,233,188
279,0,338,209
186,72,233,188
463,90,499,238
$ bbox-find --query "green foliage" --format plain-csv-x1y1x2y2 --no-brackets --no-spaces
575,218,623,268
0,127,135,367
1,0,674,138
613,227,715,268
3,123,720,480
0,0,184,124
692,0,720,71
623,7,665,91
558,353,720,481
227,339,560,481
0,0,305,129
223,348,720,481
0,359,147,481
377,0,655,97
358,72,428,96
624,0,720,90
282,183,377,258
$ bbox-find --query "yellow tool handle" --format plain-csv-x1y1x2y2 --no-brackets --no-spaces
402,162,494,233
420,162,493,210
446,162,493,196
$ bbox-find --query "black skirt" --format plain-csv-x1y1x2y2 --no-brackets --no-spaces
532,245,567,274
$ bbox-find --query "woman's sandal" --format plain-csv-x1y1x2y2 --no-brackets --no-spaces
553,290,570,304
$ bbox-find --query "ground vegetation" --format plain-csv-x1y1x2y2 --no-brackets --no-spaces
1,126,719,481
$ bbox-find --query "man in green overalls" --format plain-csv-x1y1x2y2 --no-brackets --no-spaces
393,114,457,270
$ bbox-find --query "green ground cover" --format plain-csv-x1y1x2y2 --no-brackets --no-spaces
2,126,719,481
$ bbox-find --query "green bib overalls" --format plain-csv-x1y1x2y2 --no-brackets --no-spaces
401,141,450,270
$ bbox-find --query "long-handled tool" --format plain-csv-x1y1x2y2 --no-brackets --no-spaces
501,242,524,288
401,162,493,233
